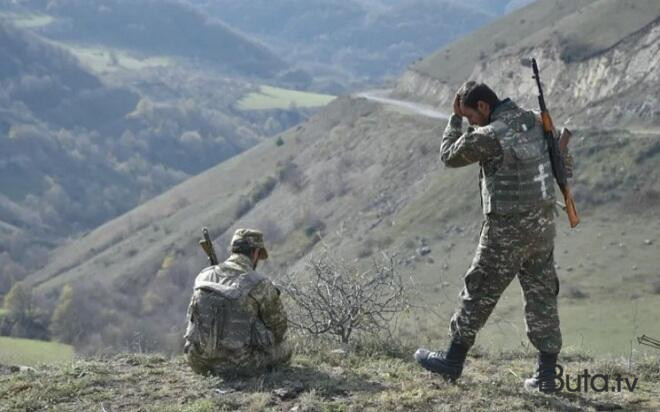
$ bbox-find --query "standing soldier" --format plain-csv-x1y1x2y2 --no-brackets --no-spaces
414,81,562,393
184,228,291,375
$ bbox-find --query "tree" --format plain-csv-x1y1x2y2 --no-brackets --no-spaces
3,283,32,321
50,284,81,343
0,271,15,297
1,283,48,340
282,248,411,344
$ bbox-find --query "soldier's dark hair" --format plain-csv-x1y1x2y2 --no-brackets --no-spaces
230,240,257,257
458,81,500,110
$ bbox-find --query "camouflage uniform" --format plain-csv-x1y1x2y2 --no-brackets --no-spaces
184,229,291,375
440,98,562,354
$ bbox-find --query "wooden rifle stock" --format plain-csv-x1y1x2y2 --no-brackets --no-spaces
562,186,579,228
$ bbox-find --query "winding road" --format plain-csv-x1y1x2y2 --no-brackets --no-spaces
354,89,448,120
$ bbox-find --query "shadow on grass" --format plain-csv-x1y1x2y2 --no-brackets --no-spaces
213,363,385,400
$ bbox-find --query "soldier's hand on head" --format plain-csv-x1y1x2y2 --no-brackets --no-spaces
453,94,463,117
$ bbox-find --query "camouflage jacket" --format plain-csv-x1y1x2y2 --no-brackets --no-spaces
440,99,556,215
185,253,288,351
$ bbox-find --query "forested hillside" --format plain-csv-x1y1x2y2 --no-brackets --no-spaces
0,21,278,296
3,0,288,77
186,0,529,91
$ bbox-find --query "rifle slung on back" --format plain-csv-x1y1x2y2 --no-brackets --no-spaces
532,58,579,228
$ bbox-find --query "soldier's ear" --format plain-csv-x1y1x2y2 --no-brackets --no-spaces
477,100,490,116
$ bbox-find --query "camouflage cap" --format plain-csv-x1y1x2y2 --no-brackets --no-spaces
231,228,269,259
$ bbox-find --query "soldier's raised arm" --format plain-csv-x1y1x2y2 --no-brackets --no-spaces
439,94,502,168
440,116,502,168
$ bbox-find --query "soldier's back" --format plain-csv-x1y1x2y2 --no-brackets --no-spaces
184,255,290,375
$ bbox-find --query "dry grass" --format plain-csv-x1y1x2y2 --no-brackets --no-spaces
1,340,658,411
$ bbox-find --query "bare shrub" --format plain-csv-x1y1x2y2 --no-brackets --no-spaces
282,248,411,344
235,176,278,218
256,217,285,244
277,161,306,192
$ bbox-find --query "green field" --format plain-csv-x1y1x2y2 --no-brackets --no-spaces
237,85,336,110
57,43,172,74
0,13,54,29
0,337,74,366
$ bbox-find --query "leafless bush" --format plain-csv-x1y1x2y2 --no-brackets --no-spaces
256,217,285,244
281,248,411,344
277,161,306,192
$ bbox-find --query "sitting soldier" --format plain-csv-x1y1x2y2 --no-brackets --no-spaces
184,228,291,375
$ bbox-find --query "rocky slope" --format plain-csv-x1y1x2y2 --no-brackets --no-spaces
394,0,660,128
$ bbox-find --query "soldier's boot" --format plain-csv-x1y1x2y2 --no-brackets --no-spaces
524,352,559,393
414,341,469,382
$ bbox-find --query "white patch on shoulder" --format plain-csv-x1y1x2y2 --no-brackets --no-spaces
489,120,508,137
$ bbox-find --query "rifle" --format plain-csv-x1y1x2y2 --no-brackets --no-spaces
199,227,218,265
532,58,580,228
637,335,660,350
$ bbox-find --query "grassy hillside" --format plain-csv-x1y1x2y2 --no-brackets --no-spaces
0,345,658,411
0,337,74,366
21,93,660,358
409,0,658,82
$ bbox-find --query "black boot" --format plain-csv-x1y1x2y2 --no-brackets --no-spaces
524,352,559,393
414,341,469,382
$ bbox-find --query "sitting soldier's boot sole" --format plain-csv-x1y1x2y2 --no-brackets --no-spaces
414,348,463,382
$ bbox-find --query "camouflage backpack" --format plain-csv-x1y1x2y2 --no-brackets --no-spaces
185,266,274,358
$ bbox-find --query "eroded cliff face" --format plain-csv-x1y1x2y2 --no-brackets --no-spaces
395,20,659,128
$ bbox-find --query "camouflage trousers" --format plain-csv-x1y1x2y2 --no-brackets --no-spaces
449,206,562,353
185,342,292,376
